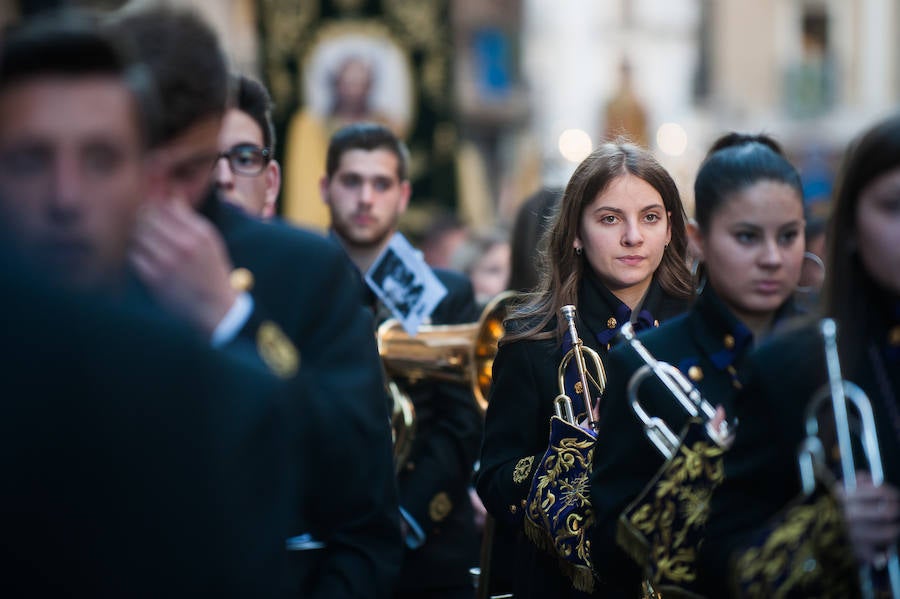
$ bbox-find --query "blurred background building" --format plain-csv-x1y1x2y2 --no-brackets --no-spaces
7,0,898,236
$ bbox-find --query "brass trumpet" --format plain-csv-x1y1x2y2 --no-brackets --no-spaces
620,321,733,459
802,318,900,598
378,291,515,469
554,305,606,424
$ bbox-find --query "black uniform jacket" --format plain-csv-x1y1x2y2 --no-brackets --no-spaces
696,295,900,596
476,270,688,599
0,242,300,597
588,286,795,596
364,264,483,594
200,192,402,598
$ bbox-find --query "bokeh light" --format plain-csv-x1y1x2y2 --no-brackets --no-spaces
558,128,593,163
656,122,688,156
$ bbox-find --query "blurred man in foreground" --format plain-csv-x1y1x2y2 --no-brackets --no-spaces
115,7,402,596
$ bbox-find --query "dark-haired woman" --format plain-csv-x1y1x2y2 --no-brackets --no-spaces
695,114,900,597
588,133,808,596
475,141,693,598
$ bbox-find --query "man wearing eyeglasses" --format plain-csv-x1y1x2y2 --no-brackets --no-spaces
215,75,280,219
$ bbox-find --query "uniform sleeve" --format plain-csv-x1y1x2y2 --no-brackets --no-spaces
222,294,302,380
475,339,549,526
275,242,402,599
396,379,483,538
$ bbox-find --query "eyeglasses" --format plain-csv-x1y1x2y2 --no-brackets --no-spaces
218,143,272,176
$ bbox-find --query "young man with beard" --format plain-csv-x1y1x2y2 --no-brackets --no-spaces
114,7,402,597
321,122,482,599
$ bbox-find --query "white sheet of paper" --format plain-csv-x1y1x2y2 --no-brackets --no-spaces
365,232,447,335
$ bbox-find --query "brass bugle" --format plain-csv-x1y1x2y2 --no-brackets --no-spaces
803,318,900,599
554,305,606,426
620,321,734,460
377,290,515,414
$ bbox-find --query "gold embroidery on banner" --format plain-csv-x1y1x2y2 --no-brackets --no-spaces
428,492,452,522
731,492,858,598
257,321,300,379
617,432,725,592
523,424,597,592
513,456,534,484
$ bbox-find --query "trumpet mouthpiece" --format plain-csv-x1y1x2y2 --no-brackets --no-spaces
560,305,577,322
819,318,837,338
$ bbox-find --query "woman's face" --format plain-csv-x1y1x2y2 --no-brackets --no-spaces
576,174,671,303
856,167,900,296
692,180,804,322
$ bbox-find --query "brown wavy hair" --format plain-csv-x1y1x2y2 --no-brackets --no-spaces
503,140,692,345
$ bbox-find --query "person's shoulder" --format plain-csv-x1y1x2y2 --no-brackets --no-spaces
429,267,478,323
232,209,347,263
656,292,691,322
432,267,471,292
640,313,691,346
499,312,557,355
753,318,820,367
606,315,692,380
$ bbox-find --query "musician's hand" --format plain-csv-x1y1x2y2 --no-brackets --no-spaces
834,472,900,566
577,397,602,433
710,405,727,431
130,199,238,336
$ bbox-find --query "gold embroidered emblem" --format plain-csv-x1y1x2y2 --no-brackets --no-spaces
229,267,254,292
723,334,735,350
890,325,900,347
688,366,703,382
429,492,452,522
513,456,534,484
607,317,617,329
257,321,299,379
574,381,584,394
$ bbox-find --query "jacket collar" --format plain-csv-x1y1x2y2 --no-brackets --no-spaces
579,268,668,350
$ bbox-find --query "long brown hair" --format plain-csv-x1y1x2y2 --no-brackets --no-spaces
825,113,900,366
503,140,692,344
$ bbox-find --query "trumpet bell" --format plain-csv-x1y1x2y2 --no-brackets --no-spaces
377,290,516,414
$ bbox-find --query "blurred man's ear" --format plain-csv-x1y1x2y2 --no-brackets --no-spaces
263,160,280,219
398,180,411,213
319,175,330,205
686,218,705,263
